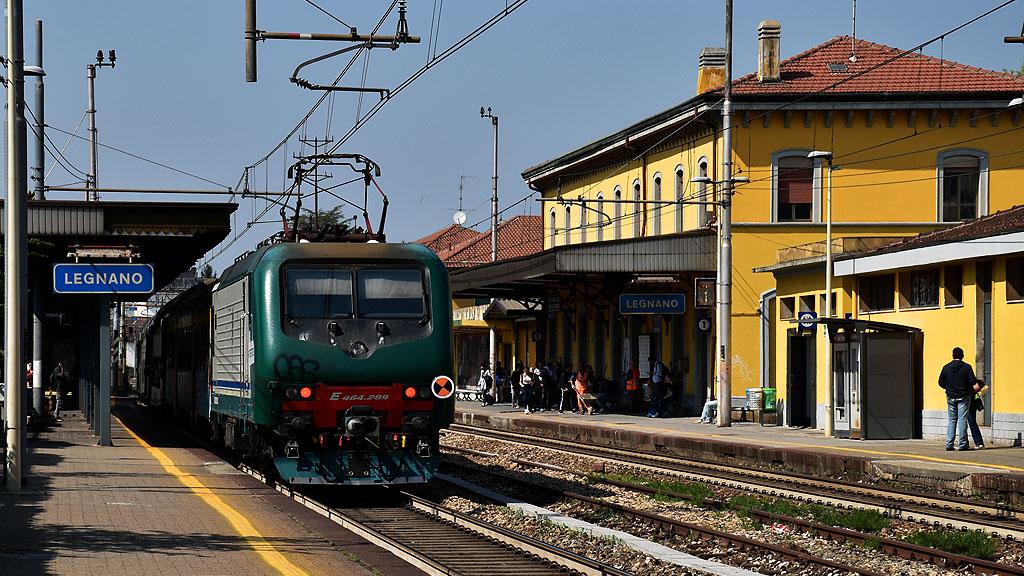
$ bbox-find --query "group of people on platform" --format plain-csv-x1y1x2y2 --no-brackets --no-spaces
475,356,678,418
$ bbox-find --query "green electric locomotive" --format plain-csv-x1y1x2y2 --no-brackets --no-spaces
209,241,454,485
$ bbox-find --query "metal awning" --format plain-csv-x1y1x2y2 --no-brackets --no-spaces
450,229,716,298
2,199,237,291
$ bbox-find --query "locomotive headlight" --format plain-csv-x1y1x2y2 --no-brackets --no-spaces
284,387,299,400
350,340,369,356
404,386,417,399
299,386,314,400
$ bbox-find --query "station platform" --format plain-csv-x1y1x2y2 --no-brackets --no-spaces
0,401,423,576
453,402,1024,498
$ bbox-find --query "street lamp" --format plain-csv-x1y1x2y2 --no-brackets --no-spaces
479,106,498,376
689,174,748,427
807,150,835,437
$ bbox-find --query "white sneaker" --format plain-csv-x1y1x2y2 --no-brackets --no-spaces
524,408,530,414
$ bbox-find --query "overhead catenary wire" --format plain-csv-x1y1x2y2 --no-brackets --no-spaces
46,123,232,190
213,1,529,270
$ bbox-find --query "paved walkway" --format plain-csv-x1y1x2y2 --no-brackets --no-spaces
455,402,1024,487
0,403,423,576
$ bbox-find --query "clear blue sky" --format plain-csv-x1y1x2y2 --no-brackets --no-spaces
9,1,1024,272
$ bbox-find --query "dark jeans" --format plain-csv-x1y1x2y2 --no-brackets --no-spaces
520,385,533,410
967,407,985,447
558,388,575,411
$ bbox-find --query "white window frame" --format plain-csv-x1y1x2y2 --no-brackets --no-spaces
579,198,588,242
596,193,604,242
651,172,662,236
771,149,823,223
564,205,572,244
613,186,622,240
697,157,711,227
632,179,642,238
549,208,557,247
936,148,988,223
674,165,685,233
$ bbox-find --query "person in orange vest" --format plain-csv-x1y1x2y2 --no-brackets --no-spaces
574,362,592,415
622,360,640,414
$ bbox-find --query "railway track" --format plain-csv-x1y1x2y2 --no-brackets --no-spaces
440,458,888,576
238,464,632,576
446,424,1024,540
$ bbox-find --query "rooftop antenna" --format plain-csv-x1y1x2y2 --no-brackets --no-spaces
454,174,474,225
849,0,858,63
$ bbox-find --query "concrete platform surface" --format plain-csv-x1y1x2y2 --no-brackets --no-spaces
453,402,1024,496
0,403,423,576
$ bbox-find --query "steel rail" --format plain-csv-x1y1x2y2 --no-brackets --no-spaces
594,475,1024,576
441,460,886,576
237,463,628,576
445,425,1024,540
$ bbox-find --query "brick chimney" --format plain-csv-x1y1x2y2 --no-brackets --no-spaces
757,20,781,83
696,47,726,94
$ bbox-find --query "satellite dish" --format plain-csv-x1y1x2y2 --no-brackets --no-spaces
453,211,467,225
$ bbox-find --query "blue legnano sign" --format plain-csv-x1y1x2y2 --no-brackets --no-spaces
619,293,686,315
53,263,154,294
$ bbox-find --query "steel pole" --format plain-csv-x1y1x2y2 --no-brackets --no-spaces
245,0,257,82
6,0,27,492
31,19,45,417
485,111,499,377
716,0,733,427
824,161,834,436
87,64,97,200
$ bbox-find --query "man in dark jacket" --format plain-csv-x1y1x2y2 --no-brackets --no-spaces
938,347,976,451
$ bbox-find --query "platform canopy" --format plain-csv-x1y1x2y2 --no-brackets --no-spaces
1,200,237,292
449,229,716,299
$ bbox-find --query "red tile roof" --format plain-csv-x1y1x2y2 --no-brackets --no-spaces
434,215,543,268
723,36,1024,97
414,223,483,255
848,205,1024,258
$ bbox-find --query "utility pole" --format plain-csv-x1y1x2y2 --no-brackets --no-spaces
86,50,116,201
717,0,734,427
6,0,28,492
31,19,45,418
481,107,499,373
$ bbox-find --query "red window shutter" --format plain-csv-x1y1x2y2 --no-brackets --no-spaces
779,167,813,204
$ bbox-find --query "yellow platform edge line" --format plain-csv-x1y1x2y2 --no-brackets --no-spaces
115,416,310,576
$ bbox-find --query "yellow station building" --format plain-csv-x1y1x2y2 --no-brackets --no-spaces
447,21,1024,428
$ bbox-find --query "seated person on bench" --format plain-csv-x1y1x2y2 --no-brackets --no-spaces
698,393,717,423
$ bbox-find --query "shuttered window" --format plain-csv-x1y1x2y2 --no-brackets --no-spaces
777,156,814,222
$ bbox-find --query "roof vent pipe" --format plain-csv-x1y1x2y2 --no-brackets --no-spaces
757,20,782,83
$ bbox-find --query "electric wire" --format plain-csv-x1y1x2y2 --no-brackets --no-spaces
46,123,232,189
303,0,353,30
216,0,527,269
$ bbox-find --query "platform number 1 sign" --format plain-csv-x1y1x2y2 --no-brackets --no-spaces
695,278,715,308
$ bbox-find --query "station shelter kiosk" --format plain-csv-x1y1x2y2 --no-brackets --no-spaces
822,319,922,440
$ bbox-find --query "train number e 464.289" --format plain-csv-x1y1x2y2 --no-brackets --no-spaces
329,393,391,401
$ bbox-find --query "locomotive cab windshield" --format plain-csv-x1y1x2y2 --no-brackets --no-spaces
282,263,431,349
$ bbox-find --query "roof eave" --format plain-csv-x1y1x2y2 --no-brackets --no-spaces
521,93,717,186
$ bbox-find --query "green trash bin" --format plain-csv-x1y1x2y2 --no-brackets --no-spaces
763,387,777,411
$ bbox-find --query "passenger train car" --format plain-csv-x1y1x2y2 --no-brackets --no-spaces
140,242,454,485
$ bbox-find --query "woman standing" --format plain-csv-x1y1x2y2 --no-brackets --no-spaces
574,362,592,415
967,379,989,449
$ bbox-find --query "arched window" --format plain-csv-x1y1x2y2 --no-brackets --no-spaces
632,179,642,238
937,149,988,222
697,158,711,227
652,173,662,236
549,208,557,247
596,193,605,242
674,165,685,232
579,199,588,242
564,205,572,244
613,186,622,240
